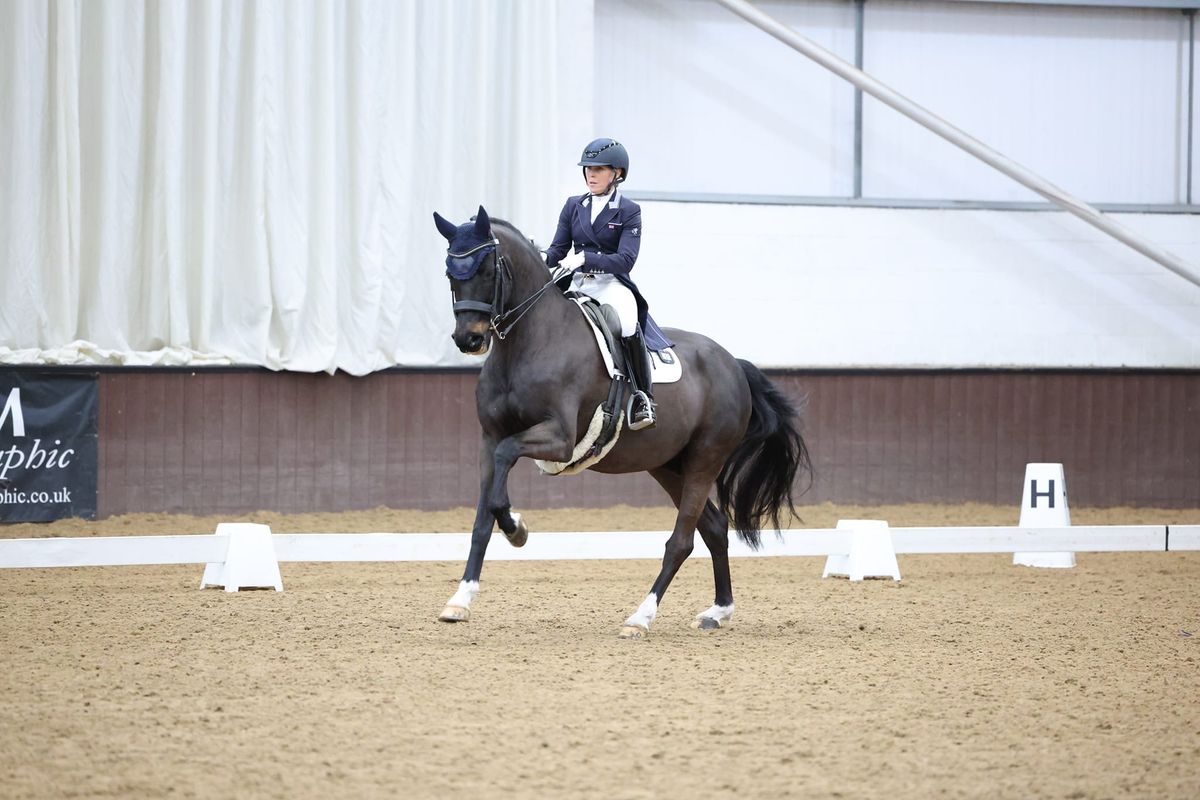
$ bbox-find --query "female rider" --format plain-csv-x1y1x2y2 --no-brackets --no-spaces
543,138,671,431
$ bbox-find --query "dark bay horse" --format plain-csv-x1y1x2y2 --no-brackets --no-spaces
432,206,812,638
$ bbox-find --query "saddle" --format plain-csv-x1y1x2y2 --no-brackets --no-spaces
563,292,683,385
573,294,628,379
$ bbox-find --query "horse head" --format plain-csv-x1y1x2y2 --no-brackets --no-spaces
434,206,554,355
434,206,505,355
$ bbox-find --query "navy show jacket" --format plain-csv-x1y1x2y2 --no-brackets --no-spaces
545,191,672,351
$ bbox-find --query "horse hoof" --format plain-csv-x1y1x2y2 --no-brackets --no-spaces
618,625,648,640
438,605,470,623
692,617,725,630
503,513,528,548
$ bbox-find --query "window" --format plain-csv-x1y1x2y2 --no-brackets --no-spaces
596,0,1195,206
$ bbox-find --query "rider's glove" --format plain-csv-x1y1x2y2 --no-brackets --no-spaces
558,249,586,271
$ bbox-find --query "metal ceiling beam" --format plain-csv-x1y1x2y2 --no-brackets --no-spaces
713,0,1200,290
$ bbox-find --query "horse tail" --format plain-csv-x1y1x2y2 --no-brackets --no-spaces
716,360,814,550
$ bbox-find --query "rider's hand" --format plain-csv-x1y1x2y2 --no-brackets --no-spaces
559,249,586,270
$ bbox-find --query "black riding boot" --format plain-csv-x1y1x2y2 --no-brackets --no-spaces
622,330,656,431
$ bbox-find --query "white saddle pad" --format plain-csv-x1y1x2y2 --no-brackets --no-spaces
567,297,682,384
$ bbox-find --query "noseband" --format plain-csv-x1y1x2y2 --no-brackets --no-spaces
448,235,558,341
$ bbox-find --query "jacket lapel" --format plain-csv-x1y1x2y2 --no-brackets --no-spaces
574,195,601,248
592,190,620,231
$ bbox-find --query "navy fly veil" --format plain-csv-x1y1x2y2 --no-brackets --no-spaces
434,206,496,280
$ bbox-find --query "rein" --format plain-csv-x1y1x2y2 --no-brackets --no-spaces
449,236,559,341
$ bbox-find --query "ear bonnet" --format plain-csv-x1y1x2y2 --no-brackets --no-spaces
433,206,496,280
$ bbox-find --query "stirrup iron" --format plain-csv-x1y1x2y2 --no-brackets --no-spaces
627,390,656,431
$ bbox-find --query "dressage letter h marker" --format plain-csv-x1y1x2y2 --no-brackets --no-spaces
1013,464,1075,569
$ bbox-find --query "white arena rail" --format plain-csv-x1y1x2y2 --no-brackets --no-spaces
0,534,229,569
8,465,1191,589
1,525,1198,571
1172,525,1200,550
271,525,1191,562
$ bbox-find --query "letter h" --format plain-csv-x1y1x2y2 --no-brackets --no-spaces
1030,479,1055,509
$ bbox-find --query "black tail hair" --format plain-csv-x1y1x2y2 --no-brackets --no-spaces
716,360,814,549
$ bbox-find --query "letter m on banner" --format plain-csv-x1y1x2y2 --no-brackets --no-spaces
0,388,24,437
0,373,97,522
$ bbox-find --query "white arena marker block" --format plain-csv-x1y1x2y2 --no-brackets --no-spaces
199,523,283,593
823,520,901,582
1013,463,1075,569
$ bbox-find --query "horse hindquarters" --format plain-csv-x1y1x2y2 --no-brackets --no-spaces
716,361,813,549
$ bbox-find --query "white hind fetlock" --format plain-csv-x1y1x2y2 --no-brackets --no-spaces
692,602,735,629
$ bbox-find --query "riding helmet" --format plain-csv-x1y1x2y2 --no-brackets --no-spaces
578,138,629,183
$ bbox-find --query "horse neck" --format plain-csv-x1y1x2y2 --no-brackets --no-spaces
491,235,575,357
501,242,552,304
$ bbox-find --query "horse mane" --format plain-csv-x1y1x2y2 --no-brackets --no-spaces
489,218,545,269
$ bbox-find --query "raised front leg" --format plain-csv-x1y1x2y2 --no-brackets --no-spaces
439,418,576,623
486,418,576,544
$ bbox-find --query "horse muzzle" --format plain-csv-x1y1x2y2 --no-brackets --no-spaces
452,320,492,356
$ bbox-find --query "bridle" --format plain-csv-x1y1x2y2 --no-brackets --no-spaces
448,234,560,341
448,237,505,316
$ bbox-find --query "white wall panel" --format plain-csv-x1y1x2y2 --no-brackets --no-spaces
1191,17,1200,203
632,201,1200,367
862,1,1190,203
593,0,857,197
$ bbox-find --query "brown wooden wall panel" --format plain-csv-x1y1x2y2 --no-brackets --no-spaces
92,368,1200,518
782,371,1199,509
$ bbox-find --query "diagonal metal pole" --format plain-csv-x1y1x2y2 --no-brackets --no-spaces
1187,10,1195,206
713,0,1200,290
852,0,864,200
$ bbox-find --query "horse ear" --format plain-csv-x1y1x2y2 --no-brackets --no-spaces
433,212,458,242
473,206,490,238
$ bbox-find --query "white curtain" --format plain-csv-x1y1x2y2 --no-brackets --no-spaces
1,0,592,373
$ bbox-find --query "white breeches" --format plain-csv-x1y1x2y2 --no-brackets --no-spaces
570,273,637,337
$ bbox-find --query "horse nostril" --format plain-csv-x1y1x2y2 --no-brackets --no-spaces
467,334,484,350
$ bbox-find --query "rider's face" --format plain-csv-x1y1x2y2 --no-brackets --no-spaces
584,165,618,194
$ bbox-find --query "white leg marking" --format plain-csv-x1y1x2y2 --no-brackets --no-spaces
447,580,480,609
439,580,480,622
623,593,659,631
693,603,735,628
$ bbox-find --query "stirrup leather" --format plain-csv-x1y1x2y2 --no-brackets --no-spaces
621,329,656,431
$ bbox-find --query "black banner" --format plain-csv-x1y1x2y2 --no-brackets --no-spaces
0,372,98,522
